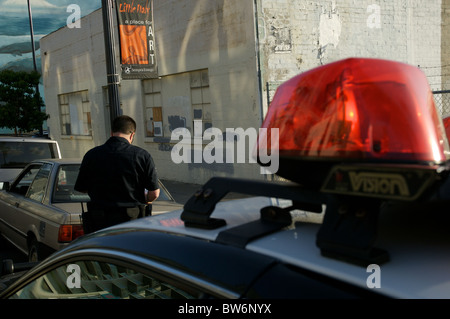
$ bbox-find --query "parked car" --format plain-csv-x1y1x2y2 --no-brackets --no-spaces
2,58,450,301
0,158,182,262
0,136,61,188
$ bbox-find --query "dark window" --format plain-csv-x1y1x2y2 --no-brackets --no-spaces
0,142,58,168
10,164,42,196
53,165,90,203
9,259,198,299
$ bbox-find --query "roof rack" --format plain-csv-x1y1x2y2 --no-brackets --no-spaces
181,177,324,229
181,176,390,266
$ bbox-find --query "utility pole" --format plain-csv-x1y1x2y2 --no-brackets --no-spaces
27,0,37,72
27,0,43,136
101,0,121,127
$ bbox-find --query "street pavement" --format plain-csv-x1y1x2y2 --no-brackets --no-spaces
160,179,202,205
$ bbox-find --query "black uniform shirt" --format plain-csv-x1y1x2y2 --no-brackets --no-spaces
74,136,159,206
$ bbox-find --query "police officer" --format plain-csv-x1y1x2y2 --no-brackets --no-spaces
75,115,160,234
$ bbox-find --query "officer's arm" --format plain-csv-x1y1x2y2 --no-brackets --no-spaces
146,188,160,203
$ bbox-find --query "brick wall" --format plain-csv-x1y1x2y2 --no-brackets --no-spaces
257,0,445,112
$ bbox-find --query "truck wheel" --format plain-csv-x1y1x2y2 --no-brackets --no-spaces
28,238,40,262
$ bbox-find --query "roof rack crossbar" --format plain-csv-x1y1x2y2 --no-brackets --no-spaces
181,177,326,229
216,206,293,248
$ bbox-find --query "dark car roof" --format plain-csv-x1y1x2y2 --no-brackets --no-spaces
39,220,383,299
58,228,279,297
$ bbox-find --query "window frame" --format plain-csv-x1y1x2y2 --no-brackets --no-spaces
142,78,163,138
9,164,43,197
26,163,52,203
58,90,92,137
190,69,211,134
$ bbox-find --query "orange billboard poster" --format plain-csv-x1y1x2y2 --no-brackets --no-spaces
115,0,157,79
119,25,148,65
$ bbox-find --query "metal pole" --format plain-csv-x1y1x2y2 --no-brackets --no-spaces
27,0,43,135
101,0,121,126
27,0,37,72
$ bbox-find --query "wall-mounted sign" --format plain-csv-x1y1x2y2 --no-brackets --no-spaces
115,0,157,79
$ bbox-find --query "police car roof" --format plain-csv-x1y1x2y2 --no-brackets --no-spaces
99,194,450,299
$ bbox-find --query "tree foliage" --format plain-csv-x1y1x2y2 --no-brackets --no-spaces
0,70,49,135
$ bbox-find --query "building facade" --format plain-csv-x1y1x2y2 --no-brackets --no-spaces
41,0,449,185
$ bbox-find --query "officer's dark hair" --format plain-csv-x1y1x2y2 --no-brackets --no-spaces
112,115,136,134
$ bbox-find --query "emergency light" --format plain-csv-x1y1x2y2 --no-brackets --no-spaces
443,116,450,141
258,58,450,195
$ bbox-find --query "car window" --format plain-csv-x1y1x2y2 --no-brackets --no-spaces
26,163,52,202
53,164,90,203
9,260,197,299
10,164,42,196
156,182,172,201
0,141,58,168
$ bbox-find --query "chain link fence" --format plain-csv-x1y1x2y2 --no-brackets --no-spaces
433,90,450,118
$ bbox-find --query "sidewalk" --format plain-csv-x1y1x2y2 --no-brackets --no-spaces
160,179,253,205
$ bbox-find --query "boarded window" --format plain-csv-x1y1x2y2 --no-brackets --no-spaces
58,90,92,136
143,79,163,137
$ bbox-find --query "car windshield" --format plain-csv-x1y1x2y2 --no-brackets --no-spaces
52,164,90,203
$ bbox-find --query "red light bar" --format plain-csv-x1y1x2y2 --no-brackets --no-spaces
443,116,450,141
257,58,450,188
260,58,449,163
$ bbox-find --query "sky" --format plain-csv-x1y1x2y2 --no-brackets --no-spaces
0,0,102,72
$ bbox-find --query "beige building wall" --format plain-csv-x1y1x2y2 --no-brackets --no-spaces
41,1,263,185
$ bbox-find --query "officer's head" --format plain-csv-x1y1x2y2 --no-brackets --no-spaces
112,115,136,143
112,115,136,134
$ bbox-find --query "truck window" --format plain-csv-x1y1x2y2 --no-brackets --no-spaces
0,142,58,168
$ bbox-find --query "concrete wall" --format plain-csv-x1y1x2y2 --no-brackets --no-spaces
41,9,110,158
41,0,263,185
443,0,450,91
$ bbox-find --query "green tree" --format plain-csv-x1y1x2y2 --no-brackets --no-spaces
0,69,49,135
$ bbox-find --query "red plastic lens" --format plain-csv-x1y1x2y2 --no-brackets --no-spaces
260,58,449,164
443,116,450,141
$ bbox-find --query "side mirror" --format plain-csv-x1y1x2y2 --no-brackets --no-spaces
1,259,39,276
0,259,14,276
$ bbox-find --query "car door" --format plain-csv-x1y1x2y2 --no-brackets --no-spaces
0,164,42,252
0,163,58,254
18,163,68,250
